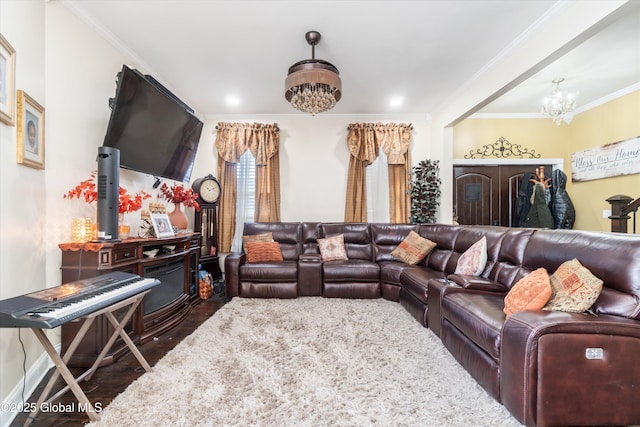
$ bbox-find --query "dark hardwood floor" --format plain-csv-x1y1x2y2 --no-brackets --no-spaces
10,296,227,427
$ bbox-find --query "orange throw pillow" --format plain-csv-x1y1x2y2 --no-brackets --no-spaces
503,268,551,317
242,232,274,253
244,241,283,263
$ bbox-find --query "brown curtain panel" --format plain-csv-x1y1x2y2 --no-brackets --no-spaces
345,124,379,222
248,124,281,222
215,122,280,252
217,159,238,253
345,122,412,223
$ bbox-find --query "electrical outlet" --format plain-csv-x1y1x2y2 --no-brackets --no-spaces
602,209,612,219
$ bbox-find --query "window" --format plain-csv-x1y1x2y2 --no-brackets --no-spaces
366,148,390,222
231,151,256,252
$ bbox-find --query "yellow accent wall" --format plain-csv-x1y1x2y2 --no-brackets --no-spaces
453,90,640,234
567,91,640,233
453,118,568,159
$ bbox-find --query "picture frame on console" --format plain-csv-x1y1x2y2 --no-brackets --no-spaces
0,33,16,126
16,90,45,169
151,213,175,238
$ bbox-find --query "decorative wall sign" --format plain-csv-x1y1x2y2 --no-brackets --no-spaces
464,137,541,159
571,136,640,182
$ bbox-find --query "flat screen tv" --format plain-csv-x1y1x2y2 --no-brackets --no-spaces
102,65,203,183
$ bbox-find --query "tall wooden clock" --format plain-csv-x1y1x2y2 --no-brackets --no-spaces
191,174,222,280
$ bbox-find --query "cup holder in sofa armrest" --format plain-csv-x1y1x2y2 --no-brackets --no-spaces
446,274,508,293
299,253,322,263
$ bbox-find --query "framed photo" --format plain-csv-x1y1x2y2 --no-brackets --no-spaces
151,213,175,238
16,90,45,169
0,33,16,126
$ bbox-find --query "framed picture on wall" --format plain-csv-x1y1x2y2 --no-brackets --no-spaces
151,213,175,238
0,33,16,126
16,90,45,169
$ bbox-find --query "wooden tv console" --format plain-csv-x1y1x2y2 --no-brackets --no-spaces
58,233,203,367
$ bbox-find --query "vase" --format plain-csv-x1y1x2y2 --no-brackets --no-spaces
168,203,189,231
118,213,131,240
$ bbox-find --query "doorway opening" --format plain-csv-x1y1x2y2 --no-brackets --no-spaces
453,158,563,226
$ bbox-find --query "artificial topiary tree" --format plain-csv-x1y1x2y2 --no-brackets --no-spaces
409,159,441,224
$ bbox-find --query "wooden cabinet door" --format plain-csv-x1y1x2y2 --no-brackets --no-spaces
454,164,552,226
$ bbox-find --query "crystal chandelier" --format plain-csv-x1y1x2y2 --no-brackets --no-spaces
541,78,577,125
285,31,342,115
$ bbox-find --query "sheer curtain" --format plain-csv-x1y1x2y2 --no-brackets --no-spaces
231,151,256,252
366,149,390,222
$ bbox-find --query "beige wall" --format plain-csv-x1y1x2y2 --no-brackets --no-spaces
194,115,433,223
0,1,47,420
453,90,640,233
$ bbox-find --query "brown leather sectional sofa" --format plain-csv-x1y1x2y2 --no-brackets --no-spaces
224,222,640,427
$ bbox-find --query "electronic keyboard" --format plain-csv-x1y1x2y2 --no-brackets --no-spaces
0,271,160,329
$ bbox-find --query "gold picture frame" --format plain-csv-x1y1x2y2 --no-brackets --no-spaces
17,90,45,169
0,33,16,126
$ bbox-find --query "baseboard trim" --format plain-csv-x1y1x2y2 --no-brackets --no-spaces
0,344,57,427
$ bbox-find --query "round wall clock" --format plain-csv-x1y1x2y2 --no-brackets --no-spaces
192,174,221,204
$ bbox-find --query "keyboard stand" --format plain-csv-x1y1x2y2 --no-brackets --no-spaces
24,291,152,426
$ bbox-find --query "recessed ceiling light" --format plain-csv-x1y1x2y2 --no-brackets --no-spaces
225,95,240,106
390,96,404,107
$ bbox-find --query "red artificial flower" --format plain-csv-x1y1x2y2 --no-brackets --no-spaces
64,172,151,214
159,183,200,211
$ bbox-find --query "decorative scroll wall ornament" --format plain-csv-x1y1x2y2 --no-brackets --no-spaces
464,137,541,159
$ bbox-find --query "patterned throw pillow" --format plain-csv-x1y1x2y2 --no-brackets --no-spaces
242,232,274,253
454,236,487,276
244,241,283,263
317,234,348,261
391,231,437,265
543,258,603,313
503,268,552,317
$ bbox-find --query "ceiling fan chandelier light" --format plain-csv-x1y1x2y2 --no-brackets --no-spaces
541,78,577,125
285,31,342,115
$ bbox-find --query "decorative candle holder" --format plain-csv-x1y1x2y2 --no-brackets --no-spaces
71,218,93,242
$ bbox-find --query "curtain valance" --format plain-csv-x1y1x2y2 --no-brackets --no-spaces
346,122,412,165
345,122,412,223
215,122,279,165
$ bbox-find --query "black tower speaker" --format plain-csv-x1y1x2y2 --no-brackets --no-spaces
96,146,120,241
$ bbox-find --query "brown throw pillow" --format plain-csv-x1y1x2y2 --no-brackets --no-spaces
503,268,551,317
242,232,274,253
244,241,283,263
391,231,437,265
317,234,348,261
543,258,603,313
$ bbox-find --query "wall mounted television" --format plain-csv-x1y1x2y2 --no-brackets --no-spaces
102,65,203,183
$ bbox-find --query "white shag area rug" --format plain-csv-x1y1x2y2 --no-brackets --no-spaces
89,298,523,426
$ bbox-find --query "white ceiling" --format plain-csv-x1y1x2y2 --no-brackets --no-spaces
63,0,640,118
